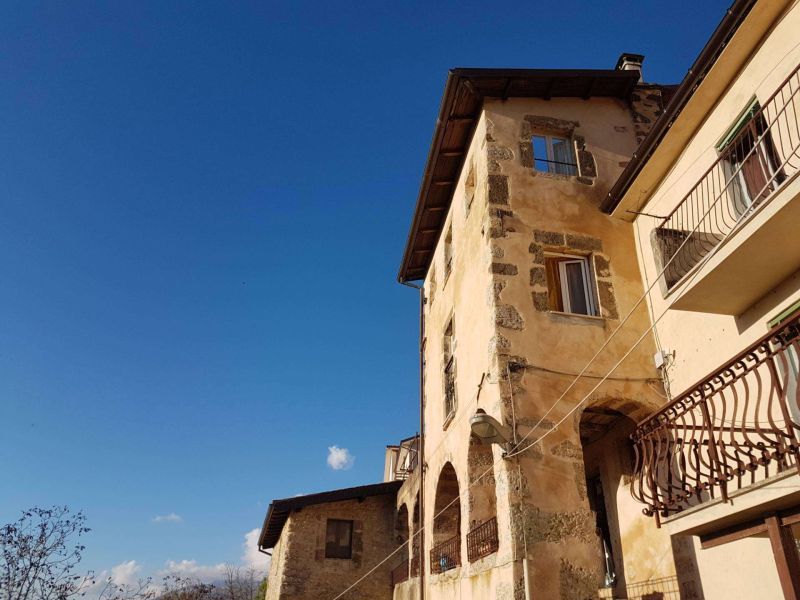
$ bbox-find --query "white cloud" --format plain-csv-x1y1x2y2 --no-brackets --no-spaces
153,513,183,523
85,528,270,598
109,560,142,587
242,528,271,572
327,445,355,470
159,559,227,582
82,560,151,600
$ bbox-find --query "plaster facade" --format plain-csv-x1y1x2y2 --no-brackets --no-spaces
403,85,679,599
614,1,800,598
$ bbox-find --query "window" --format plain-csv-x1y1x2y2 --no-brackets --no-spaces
769,303,800,423
443,226,453,280
325,519,353,559
719,101,785,217
545,254,598,316
464,162,476,214
443,317,456,422
531,134,577,176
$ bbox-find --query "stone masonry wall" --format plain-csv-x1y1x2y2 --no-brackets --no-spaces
479,97,677,599
266,495,397,600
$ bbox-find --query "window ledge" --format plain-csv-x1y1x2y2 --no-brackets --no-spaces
531,170,574,182
548,310,604,323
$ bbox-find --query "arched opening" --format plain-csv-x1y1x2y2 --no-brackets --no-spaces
431,462,461,573
579,402,643,596
391,504,411,586
396,503,410,546
411,495,421,577
466,435,498,562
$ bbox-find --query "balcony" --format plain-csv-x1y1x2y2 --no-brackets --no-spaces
631,313,800,524
653,63,800,315
430,534,460,574
391,560,409,586
466,517,499,562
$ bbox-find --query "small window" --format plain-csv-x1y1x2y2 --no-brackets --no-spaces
545,254,598,316
531,135,577,176
443,226,453,280
325,519,353,559
443,317,456,421
464,162,476,213
428,269,436,307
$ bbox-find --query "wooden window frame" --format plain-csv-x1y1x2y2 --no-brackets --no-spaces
442,316,456,426
325,519,354,560
443,225,453,282
544,253,598,317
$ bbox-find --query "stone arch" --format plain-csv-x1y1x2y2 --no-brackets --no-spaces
433,462,461,544
577,397,657,595
467,435,497,530
411,494,422,576
431,462,461,572
395,503,410,567
395,503,410,545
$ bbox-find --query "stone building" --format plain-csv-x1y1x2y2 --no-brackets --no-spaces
258,1,800,598
394,58,678,599
259,482,401,600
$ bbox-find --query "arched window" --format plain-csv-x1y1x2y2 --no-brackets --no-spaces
466,435,498,562
431,462,461,573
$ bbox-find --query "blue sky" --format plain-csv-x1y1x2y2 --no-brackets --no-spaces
0,0,730,585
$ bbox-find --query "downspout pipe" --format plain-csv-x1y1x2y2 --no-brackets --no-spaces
400,280,425,600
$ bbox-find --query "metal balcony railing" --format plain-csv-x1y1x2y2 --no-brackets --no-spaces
390,559,409,586
624,576,680,600
631,314,800,524
654,64,800,290
429,534,460,574
466,517,499,562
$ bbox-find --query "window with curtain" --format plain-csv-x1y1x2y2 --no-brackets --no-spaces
544,254,598,316
531,135,577,176
325,519,354,559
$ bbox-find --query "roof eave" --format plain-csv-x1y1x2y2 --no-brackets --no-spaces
601,0,758,216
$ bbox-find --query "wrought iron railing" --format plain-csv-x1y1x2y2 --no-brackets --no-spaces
631,314,800,523
391,559,409,586
429,534,460,574
466,517,499,562
654,63,800,289
624,576,680,600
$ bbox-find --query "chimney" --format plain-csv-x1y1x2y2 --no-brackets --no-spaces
615,52,645,82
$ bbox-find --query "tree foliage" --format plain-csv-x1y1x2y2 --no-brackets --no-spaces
0,507,267,600
0,506,93,600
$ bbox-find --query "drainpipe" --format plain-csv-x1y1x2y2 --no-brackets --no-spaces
401,281,425,600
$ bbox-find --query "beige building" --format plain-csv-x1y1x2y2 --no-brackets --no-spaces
604,0,800,598
258,1,800,598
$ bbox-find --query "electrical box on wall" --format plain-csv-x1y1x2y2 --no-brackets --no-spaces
654,350,671,370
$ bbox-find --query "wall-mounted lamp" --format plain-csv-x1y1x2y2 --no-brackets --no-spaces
470,409,514,454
